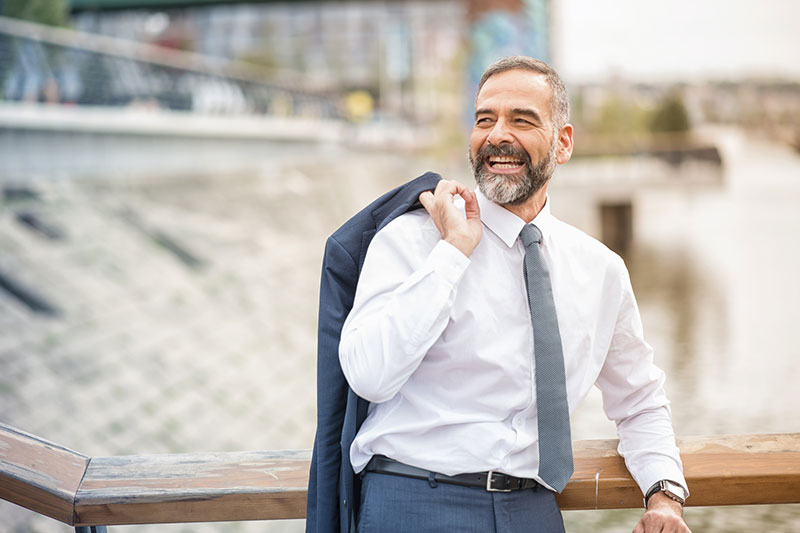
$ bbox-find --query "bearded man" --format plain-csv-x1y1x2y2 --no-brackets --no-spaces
337,56,691,533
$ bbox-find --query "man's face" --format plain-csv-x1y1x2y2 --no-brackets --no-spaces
469,69,561,206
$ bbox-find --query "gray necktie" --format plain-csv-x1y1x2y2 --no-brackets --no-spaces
520,223,574,493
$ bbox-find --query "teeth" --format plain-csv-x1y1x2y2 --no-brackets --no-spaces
490,156,522,164
488,156,523,169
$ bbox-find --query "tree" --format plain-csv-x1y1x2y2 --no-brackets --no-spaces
591,95,651,137
1,0,69,27
650,91,691,134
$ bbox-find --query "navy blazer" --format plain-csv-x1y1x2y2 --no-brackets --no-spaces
306,172,442,533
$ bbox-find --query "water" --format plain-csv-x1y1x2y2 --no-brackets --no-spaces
1,129,798,531
562,128,800,531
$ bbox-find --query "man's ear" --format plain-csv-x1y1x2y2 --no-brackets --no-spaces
556,124,574,165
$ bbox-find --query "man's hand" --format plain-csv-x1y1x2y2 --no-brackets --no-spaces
633,492,691,533
419,180,482,257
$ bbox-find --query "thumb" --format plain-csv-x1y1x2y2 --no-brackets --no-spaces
463,190,481,220
418,190,434,213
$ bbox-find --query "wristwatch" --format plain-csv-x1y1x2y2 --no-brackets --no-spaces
644,479,688,508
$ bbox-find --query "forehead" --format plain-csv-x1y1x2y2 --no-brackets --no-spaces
475,69,553,118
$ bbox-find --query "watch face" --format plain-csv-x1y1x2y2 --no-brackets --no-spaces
663,481,687,502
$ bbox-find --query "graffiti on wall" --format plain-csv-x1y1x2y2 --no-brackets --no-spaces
467,0,550,119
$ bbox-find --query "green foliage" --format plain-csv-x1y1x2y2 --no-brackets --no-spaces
1,0,69,27
583,90,692,138
591,95,652,136
650,91,691,133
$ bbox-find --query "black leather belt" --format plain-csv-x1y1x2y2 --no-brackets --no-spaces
364,455,539,493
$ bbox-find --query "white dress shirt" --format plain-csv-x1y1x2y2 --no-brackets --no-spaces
339,190,687,494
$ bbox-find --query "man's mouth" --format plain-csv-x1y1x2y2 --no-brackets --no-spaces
487,156,525,171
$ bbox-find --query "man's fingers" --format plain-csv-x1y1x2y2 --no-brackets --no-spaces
634,507,690,533
418,190,434,212
421,180,470,212
433,179,467,198
463,190,481,220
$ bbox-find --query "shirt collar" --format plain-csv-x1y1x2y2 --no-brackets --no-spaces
476,189,555,248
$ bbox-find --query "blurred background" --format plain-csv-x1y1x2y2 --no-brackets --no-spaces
1,0,798,531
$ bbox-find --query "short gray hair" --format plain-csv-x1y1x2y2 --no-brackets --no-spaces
477,56,570,131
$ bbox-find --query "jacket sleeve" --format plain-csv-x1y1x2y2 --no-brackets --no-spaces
307,236,357,533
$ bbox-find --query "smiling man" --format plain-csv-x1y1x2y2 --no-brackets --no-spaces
337,56,690,533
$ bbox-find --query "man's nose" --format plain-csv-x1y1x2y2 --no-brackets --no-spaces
486,120,514,145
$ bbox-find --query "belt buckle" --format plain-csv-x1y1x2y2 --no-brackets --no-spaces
486,471,512,492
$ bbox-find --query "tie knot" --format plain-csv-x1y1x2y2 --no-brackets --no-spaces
520,224,542,247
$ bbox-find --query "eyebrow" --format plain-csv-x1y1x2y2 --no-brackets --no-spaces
474,107,544,124
511,108,543,123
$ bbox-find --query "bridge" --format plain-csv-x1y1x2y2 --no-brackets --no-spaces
0,14,429,185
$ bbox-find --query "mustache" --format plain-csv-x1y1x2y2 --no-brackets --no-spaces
476,143,531,165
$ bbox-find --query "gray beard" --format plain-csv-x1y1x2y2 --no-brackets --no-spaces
470,141,557,206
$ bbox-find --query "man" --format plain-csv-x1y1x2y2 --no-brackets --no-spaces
338,56,690,532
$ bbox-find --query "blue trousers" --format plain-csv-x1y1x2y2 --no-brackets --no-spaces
357,471,566,533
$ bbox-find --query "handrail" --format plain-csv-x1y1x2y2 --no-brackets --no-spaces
0,15,331,93
0,15,344,121
2,422,799,527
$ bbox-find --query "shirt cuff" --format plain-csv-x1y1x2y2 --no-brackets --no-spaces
426,239,471,286
636,462,690,499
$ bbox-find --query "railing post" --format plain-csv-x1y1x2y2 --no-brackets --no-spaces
75,527,107,533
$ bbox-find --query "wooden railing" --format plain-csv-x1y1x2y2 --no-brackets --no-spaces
2,422,799,528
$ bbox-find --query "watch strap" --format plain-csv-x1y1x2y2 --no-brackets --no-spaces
644,479,687,508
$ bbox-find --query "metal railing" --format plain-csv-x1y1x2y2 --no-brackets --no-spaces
0,15,343,120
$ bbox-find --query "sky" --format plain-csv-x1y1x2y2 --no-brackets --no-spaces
553,0,800,83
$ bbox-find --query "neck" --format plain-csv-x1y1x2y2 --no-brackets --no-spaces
502,185,549,223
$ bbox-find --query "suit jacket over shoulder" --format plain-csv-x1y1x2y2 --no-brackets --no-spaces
307,172,442,533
